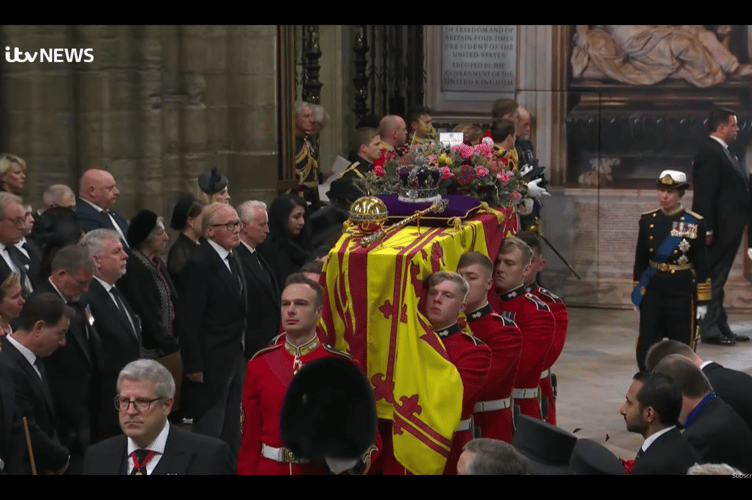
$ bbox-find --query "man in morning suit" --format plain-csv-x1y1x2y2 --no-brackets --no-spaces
632,170,710,369
494,237,555,420
654,354,752,473
0,192,36,297
75,169,130,248
620,371,699,475
80,229,144,441
83,359,234,475
646,339,752,433
175,202,247,461
457,252,522,443
34,245,102,474
0,293,76,475
236,200,280,358
691,107,751,345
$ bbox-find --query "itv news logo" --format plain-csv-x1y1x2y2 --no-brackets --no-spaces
5,46,94,63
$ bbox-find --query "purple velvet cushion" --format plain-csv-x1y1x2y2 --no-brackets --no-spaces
379,194,482,226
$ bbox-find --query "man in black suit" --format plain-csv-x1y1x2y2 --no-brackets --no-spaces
175,202,247,461
620,371,699,475
0,293,76,475
75,169,129,248
0,192,36,297
79,229,144,441
645,339,752,433
83,359,234,475
15,203,43,290
691,107,751,345
34,245,102,474
654,354,752,473
236,200,280,358
0,361,23,474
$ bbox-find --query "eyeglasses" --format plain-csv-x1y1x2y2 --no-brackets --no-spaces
210,220,244,231
114,396,164,412
2,217,25,226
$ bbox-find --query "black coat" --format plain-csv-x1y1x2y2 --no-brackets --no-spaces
174,239,247,418
691,137,752,263
0,336,69,474
75,197,129,247
0,361,23,474
235,243,280,357
35,280,104,454
682,396,752,474
117,249,179,357
82,424,235,475
702,362,752,433
84,278,144,440
630,427,699,475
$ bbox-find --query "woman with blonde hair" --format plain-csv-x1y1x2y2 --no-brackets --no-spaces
0,271,25,340
0,154,26,194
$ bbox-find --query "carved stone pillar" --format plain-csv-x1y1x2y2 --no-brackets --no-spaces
353,25,370,121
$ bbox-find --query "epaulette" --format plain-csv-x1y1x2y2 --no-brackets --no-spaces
537,287,564,303
250,342,283,360
684,209,704,220
461,331,485,346
641,209,660,217
492,312,518,327
525,293,551,311
322,343,354,360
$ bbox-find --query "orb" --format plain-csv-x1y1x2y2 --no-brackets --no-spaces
348,196,388,234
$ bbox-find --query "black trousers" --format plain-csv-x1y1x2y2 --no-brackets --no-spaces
637,287,694,371
702,232,743,340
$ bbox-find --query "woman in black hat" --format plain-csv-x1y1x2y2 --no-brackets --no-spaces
196,167,231,205
257,194,312,291
166,194,205,286
118,210,180,359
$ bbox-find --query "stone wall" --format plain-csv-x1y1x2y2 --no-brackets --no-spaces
0,25,280,224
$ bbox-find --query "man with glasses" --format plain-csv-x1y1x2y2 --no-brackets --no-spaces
0,192,35,297
175,202,247,462
83,359,234,474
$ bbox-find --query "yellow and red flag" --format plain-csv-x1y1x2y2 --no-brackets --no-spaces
321,211,505,475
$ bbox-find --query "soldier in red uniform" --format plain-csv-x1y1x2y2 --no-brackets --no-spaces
425,271,492,475
516,231,568,426
494,237,555,421
237,274,377,475
457,252,522,443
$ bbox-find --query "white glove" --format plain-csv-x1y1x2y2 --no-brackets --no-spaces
520,163,535,176
526,178,550,198
517,198,534,215
747,248,752,260
696,305,707,320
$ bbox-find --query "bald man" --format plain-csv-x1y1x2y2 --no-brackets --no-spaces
378,115,408,151
75,169,129,247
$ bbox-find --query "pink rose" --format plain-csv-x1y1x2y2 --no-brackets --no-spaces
475,143,493,158
458,143,474,160
440,166,454,180
475,167,490,177
509,190,522,202
496,170,512,184
374,165,385,177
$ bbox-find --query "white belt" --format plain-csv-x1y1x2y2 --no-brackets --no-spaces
540,369,551,379
261,443,309,464
455,417,472,432
474,398,512,413
513,387,540,399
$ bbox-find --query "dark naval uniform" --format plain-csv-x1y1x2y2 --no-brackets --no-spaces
632,205,710,371
294,135,320,206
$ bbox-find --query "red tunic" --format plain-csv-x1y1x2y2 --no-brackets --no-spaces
466,303,523,443
526,283,568,425
380,323,491,475
438,323,492,475
238,334,375,475
497,285,555,420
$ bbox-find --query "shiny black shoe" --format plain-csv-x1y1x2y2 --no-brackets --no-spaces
732,334,750,342
703,336,737,346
